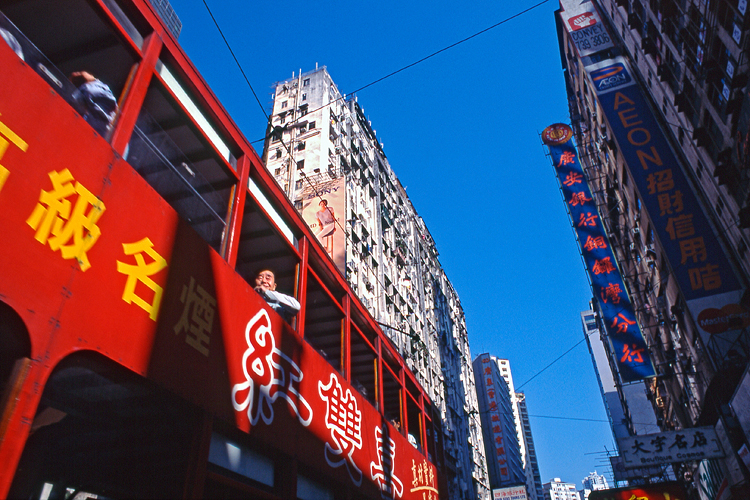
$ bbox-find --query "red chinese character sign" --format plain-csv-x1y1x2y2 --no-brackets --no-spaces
543,124,655,382
588,482,685,500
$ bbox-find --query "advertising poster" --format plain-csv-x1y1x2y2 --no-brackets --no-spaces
559,0,613,57
301,176,346,273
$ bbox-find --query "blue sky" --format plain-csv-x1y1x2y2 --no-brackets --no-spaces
168,0,616,488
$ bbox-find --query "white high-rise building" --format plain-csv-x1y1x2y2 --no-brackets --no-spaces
494,359,543,500
543,478,581,500
262,66,489,500
579,471,608,499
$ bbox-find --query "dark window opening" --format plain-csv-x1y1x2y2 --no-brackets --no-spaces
350,316,378,407
8,353,200,499
124,75,234,251
1,0,141,138
234,182,300,297
0,302,31,397
382,364,402,436
304,265,345,372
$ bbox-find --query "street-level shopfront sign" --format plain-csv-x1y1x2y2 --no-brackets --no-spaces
492,485,528,500
618,427,724,468
589,482,685,500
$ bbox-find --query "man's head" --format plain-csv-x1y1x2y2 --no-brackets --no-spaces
254,269,277,291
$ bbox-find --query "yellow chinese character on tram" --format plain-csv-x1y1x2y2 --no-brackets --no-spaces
26,168,105,271
0,116,29,192
116,237,167,321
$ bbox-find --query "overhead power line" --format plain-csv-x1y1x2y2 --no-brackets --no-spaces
199,0,552,136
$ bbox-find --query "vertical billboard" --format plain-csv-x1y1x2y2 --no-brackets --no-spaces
585,55,747,365
475,354,513,483
543,124,656,382
301,177,346,273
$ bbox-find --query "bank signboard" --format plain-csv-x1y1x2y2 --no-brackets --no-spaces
543,123,655,382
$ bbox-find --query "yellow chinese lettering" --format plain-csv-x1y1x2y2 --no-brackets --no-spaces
116,238,167,321
0,116,29,193
26,169,105,271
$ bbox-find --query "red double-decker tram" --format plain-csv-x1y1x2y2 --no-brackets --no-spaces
0,1,444,498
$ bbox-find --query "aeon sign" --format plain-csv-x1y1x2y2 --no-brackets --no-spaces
590,63,631,92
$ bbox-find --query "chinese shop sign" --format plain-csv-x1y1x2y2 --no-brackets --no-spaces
618,427,724,468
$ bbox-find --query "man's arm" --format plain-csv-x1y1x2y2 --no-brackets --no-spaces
263,289,301,315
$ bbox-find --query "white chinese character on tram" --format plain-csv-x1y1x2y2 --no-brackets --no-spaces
319,373,363,485
231,309,312,426
370,426,404,498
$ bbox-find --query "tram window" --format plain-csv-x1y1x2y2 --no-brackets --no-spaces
304,268,345,372
424,413,437,462
0,303,31,396
1,0,139,137
125,74,236,251
8,353,200,499
382,366,402,434
207,433,274,487
235,187,300,294
297,474,334,500
406,392,423,453
350,319,377,407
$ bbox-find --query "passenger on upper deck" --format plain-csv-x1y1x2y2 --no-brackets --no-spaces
70,71,118,137
0,27,23,60
254,268,300,323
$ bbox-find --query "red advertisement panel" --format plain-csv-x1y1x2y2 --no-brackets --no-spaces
589,482,685,500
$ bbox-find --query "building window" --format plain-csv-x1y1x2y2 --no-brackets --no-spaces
300,104,308,116
302,92,307,100
309,121,316,129
281,100,288,109
274,167,281,175
303,78,310,87
298,141,306,151
275,148,282,159
295,180,303,189
296,159,305,170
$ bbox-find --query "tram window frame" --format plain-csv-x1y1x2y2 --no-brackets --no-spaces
236,176,301,295
350,318,378,407
153,54,239,170
125,67,239,250
304,265,345,372
1,0,141,138
381,363,403,435
406,390,423,453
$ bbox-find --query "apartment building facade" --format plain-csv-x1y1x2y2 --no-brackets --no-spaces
262,67,490,499
554,0,750,497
